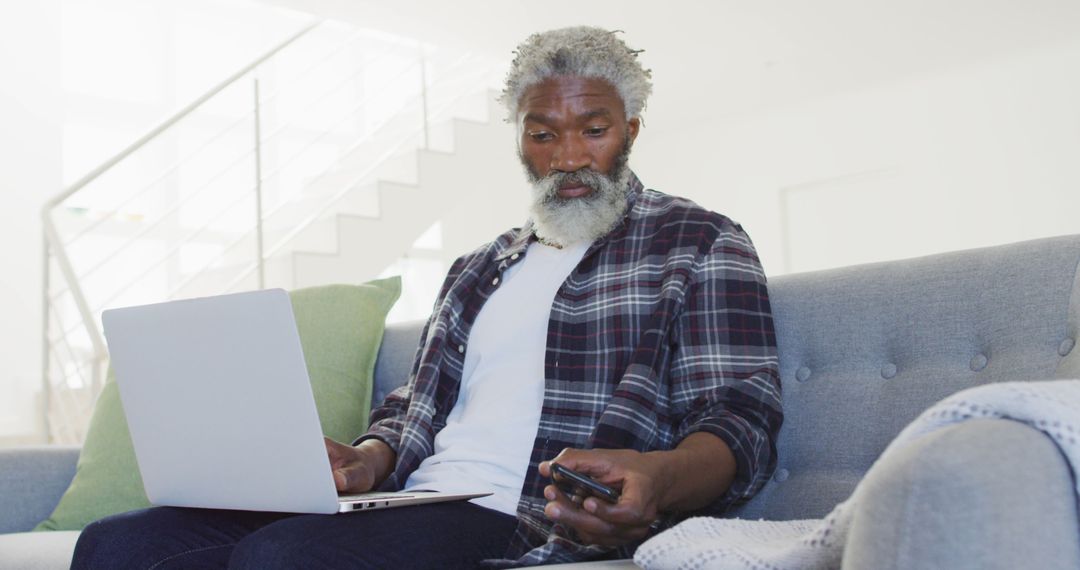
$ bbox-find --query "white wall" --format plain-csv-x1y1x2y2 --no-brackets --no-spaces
632,37,1080,276
265,0,1080,276
0,2,62,443
5,1,1080,442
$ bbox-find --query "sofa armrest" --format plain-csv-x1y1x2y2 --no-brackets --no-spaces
0,446,79,533
844,419,1080,570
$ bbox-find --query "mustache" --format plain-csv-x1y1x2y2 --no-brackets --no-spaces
536,169,612,200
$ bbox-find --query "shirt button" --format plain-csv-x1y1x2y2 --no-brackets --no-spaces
457,344,465,354
510,253,520,260
492,277,500,286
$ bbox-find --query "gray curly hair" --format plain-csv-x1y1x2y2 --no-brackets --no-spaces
500,26,653,123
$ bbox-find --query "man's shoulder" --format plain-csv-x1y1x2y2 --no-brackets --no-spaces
633,188,746,240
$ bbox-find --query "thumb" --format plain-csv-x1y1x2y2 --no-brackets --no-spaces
551,448,611,478
333,463,373,493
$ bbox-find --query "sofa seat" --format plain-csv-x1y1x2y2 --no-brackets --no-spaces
0,531,79,570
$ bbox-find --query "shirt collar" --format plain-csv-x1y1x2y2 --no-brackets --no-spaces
494,171,645,262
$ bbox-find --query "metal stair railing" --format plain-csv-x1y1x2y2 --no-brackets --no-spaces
57,23,376,251
41,17,501,443
184,56,493,297
50,57,430,337
41,24,321,440
48,52,484,343
51,49,412,307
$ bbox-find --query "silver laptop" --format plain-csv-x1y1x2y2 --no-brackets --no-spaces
102,288,489,514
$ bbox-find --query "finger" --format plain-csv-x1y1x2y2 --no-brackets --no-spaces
544,481,587,507
582,498,655,540
581,492,643,523
547,448,593,472
544,485,621,540
582,480,657,527
576,497,654,545
547,448,620,482
545,486,651,546
544,484,585,519
324,437,347,467
333,464,373,493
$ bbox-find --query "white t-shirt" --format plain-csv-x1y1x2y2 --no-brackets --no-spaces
403,240,590,515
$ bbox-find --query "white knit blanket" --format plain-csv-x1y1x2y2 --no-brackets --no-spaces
634,380,1080,570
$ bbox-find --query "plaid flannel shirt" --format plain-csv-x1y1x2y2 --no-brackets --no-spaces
359,174,782,566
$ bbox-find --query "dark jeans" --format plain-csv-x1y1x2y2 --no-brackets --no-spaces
71,501,518,569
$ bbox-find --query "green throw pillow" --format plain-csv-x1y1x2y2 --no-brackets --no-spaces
35,277,400,531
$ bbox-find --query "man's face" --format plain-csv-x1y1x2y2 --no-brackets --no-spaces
516,76,641,246
517,76,640,192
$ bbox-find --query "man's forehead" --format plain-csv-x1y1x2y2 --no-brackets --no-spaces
522,108,614,126
519,76,625,117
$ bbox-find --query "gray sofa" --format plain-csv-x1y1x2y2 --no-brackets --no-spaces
2,235,1079,569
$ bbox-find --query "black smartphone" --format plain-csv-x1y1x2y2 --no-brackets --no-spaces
550,463,621,504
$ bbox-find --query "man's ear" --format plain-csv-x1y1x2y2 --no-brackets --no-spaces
627,117,641,147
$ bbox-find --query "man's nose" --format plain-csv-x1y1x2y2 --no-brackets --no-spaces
550,134,590,173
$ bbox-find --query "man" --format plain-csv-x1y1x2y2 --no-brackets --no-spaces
73,26,781,568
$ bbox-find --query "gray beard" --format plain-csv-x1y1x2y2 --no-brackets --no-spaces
522,145,633,248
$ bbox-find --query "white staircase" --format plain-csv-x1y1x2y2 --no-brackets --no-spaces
287,106,527,292
170,90,527,301
41,19,525,443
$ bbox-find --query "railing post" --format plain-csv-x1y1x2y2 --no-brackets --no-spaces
253,77,266,290
420,49,429,150
41,214,108,435
41,234,52,443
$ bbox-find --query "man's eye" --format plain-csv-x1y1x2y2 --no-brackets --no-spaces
585,127,608,137
529,132,554,142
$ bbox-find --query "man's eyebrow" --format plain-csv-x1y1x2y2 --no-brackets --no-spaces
581,109,613,121
522,112,554,126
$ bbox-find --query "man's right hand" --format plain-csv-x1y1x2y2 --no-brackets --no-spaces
324,437,396,493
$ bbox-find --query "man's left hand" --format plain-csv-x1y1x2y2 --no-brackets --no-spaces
538,448,664,547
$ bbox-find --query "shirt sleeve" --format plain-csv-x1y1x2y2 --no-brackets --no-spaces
352,254,466,453
352,318,426,453
352,356,420,454
668,222,783,512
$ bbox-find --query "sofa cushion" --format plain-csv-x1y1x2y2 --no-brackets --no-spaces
34,278,400,531
729,234,1080,521
0,531,80,570
0,446,79,534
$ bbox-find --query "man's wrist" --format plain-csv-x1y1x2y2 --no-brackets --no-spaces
354,439,395,486
644,448,684,513
647,432,737,513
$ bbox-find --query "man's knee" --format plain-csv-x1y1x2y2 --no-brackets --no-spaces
72,511,155,570
71,517,111,569
229,524,315,570
72,507,244,570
